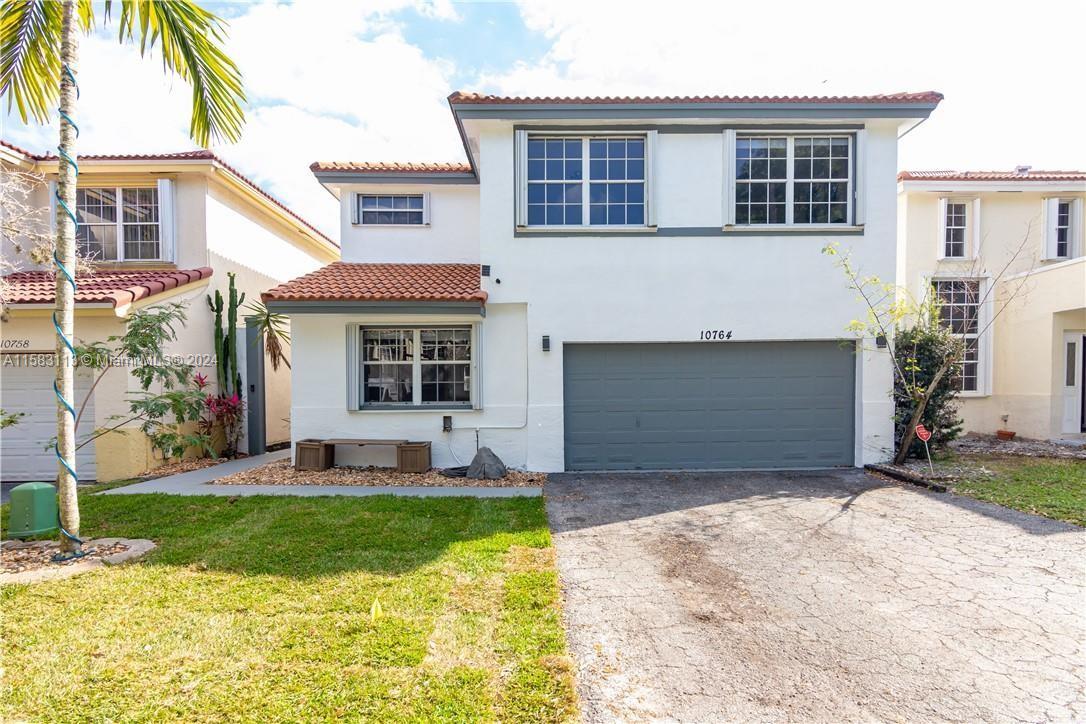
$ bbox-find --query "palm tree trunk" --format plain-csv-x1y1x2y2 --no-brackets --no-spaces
55,0,80,550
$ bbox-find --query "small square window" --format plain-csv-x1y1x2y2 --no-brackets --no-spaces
357,195,426,225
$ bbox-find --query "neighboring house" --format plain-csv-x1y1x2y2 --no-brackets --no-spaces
899,168,1086,441
264,90,943,472
0,141,339,482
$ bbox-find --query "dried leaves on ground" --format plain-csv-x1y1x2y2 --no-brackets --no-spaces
949,433,1086,459
214,459,546,487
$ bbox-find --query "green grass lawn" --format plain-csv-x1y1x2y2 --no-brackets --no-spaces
947,454,1086,526
1,491,578,722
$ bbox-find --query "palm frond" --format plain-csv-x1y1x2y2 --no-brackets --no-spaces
245,301,291,372
116,0,245,145
0,0,63,124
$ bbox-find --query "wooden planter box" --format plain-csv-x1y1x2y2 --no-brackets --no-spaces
397,442,431,473
295,439,333,471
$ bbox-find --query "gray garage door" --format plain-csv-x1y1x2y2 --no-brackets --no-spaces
563,342,855,470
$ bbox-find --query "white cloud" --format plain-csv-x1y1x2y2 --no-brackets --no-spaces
483,0,1086,171
1,0,467,240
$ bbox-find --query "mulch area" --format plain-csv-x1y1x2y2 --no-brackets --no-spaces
948,433,1086,460
2,539,128,575
213,459,546,488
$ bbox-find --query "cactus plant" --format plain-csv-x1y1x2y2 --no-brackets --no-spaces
207,272,245,399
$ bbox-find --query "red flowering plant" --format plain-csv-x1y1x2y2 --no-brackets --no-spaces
206,391,244,458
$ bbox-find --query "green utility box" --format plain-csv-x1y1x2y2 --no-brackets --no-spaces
7,482,58,538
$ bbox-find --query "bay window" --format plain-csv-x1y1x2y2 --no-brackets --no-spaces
357,326,475,408
731,134,853,227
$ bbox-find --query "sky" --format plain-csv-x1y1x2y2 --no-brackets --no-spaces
2,0,1084,241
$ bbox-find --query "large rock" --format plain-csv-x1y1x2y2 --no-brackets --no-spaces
466,447,508,480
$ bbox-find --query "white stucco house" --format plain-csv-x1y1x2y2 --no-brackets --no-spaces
1,141,339,482
265,90,943,472
898,168,1085,441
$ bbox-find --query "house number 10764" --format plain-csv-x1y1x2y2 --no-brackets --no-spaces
699,330,733,340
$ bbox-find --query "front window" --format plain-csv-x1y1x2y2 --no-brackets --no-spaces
76,187,160,261
735,135,851,226
526,136,646,227
933,279,981,392
358,194,426,225
1056,200,1071,258
360,327,472,407
944,202,968,258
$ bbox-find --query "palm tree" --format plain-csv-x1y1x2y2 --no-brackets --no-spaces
1,0,245,551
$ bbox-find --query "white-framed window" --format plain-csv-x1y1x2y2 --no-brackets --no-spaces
357,326,475,408
75,186,161,261
1045,197,1083,260
943,201,968,258
731,134,852,226
355,194,428,226
932,279,982,392
516,131,655,229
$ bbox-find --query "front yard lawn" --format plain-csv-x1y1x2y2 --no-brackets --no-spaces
947,454,1086,527
1,492,577,722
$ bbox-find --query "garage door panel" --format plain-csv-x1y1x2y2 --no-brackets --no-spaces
2,366,97,482
563,342,855,470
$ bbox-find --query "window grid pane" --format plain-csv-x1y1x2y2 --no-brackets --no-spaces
933,280,981,392
1056,201,1071,257
527,137,583,226
76,188,118,261
792,136,849,225
360,195,425,225
360,328,472,406
588,137,645,226
944,202,967,257
735,137,787,225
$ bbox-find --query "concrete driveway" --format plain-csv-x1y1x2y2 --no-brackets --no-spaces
546,470,1085,723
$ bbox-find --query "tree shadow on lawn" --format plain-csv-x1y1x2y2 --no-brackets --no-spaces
65,492,551,578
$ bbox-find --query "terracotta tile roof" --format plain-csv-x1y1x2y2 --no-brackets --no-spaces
262,263,486,304
310,161,473,174
1,143,336,248
2,267,213,307
449,90,944,105
898,169,1086,182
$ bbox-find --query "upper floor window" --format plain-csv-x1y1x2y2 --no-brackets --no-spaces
356,194,427,226
944,202,968,258
518,133,652,228
1044,197,1082,260
933,278,982,392
76,187,161,261
733,135,852,226
1056,201,1071,257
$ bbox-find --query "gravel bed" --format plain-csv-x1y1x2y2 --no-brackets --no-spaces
213,459,546,487
139,455,246,479
949,433,1086,459
2,539,128,574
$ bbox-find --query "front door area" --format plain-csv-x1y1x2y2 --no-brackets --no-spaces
1062,332,1086,434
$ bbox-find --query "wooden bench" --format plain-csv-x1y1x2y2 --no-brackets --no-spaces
295,438,430,473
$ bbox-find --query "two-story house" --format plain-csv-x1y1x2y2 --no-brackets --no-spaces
264,90,943,472
1,141,339,482
899,168,1086,442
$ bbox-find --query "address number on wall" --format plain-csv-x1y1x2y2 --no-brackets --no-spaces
699,330,733,341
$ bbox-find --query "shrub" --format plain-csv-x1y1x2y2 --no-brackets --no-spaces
893,325,964,459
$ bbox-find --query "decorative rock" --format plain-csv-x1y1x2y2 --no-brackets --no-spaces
466,447,508,480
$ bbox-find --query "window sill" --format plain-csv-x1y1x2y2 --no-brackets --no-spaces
724,225,864,235
353,224,430,228
353,404,475,413
516,225,656,233
957,391,989,399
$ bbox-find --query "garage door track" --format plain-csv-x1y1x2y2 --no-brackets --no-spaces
546,470,1085,722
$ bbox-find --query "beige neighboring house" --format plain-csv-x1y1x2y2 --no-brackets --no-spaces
0,140,339,482
898,168,1086,442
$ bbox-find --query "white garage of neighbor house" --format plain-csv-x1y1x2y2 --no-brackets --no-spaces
266,90,944,472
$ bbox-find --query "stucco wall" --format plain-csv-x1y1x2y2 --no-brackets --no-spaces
336,184,480,264
901,187,1086,439
290,118,906,470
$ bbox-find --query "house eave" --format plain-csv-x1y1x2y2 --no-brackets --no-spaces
264,300,486,316
450,101,941,121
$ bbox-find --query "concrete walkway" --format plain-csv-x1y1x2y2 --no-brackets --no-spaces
102,450,540,498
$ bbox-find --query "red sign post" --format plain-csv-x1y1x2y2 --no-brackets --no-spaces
914,424,934,474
